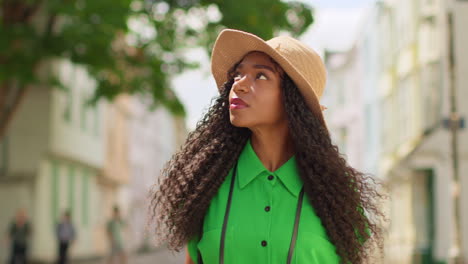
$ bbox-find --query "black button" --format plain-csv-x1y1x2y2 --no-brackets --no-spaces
265,206,271,212
261,240,267,247
268,175,274,180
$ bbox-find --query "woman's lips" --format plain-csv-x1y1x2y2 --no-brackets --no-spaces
230,98,248,110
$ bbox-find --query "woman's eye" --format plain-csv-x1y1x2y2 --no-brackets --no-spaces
257,73,267,80
233,72,242,80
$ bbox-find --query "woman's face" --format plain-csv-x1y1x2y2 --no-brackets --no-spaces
228,51,286,129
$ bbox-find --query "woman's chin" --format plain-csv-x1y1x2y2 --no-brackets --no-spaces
229,116,250,128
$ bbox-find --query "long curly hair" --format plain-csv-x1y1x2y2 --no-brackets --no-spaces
149,56,386,263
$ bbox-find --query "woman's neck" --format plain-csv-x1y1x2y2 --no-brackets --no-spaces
250,124,294,172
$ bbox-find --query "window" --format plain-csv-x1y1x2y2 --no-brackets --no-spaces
397,76,414,144
382,94,393,153
420,62,442,131
51,160,59,221
412,169,436,262
68,165,75,221
82,169,89,227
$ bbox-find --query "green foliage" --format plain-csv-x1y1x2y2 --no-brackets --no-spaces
0,0,313,116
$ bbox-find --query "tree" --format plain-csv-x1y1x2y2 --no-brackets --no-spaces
0,0,314,139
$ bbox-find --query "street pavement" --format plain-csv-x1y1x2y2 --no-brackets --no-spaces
81,247,185,264
131,248,185,264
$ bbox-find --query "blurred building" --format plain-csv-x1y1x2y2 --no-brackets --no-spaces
323,46,366,172
376,0,468,263
322,0,468,263
0,57,186,262
0,58,108,261
99,94,132,254
357,5,383,177
126,96,187,252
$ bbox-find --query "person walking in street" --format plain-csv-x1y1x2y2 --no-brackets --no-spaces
106,206,127,264
56,210,76,264
150,29,385,264
8,209,31,264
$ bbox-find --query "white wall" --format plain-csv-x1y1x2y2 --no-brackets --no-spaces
324,48,365,171
49,59,105,168
7,85,51,175
127,97,180,251
360,5,383,176
453,1,468,259
386,174,415,264
31,159,103,261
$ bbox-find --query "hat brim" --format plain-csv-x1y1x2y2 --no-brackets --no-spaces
211,29,328,129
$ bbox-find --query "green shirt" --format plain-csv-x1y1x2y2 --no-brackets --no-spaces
187,139,340,263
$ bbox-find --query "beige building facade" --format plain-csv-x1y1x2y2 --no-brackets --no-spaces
324,0,468,262
376,0,468,263
0,58,132,262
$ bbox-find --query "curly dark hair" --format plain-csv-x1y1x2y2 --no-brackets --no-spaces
149,56,386,263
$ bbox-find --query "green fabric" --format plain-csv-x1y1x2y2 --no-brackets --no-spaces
187,139,341,264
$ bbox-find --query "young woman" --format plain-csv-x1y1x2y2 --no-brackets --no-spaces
150,29,384,264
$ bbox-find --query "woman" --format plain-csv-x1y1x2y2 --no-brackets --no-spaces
150,29,384,264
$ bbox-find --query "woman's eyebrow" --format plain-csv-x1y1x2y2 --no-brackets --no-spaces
236,63,276,73
253,64,276,73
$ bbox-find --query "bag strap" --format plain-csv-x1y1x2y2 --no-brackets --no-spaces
219,161,238,264
197,248,203,264
287,187,305,264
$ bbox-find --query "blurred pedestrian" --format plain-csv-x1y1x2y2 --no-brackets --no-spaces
56,210,76,264
8,209,31,264
151,29,385,264
106,206,126,264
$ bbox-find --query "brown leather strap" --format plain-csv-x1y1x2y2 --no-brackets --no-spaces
197,248,203,264
219,161,238,264
287,187,305,264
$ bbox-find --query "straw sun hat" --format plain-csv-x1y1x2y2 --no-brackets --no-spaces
211,29,328,128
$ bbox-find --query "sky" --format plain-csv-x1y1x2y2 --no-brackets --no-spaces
172,0,376,130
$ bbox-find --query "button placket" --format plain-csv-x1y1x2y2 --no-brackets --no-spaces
263,174,274,262
262,173,276,263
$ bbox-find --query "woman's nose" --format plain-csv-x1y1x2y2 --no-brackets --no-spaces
233,76,250,92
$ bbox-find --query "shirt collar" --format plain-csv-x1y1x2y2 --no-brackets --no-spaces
237,138,304,197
